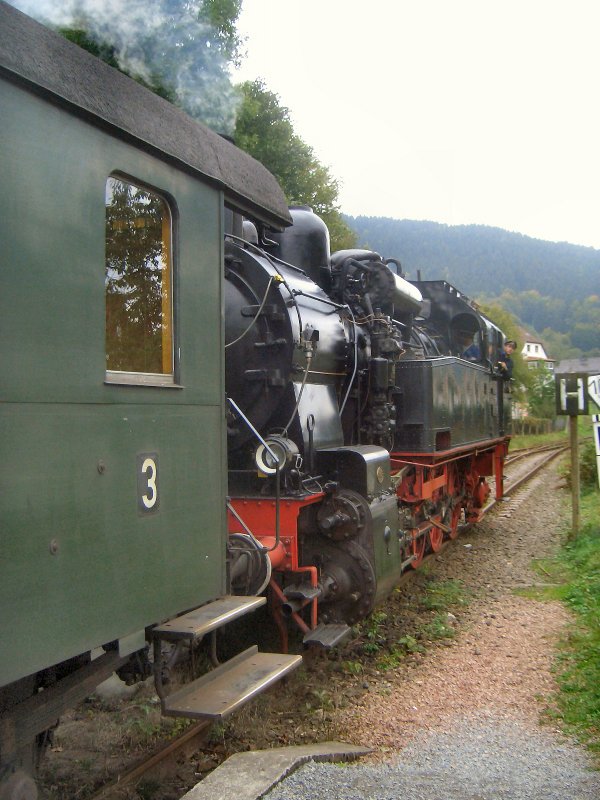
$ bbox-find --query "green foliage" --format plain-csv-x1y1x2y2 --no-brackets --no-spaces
342,660,363,675
60,27,120,69
478,305,562,420
362,641,382,654
304,687,335,713
538,327,582,361
365,579,468,671
512,557,571,601
355,610,388,655
376,646,407,671
527,363,557,420
494,290,600,356
421,613,456,640
563,438,599,491
376,636,425,671
396,634,425,654
551,493,600,753
422,578,468,611
364,610,388,634
234,80,357,252
120,701,163,747
510,429,568,449
199,0,244,65
572,323,600,352
498,289,563,333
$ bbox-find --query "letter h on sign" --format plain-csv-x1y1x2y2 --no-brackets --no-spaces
555,375,589,416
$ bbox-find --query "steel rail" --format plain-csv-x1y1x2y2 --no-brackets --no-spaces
505,442,567,466
379,442,569,594
485,443,568,515
88,720,211,800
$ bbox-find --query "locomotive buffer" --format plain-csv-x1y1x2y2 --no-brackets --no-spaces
152,596,301,720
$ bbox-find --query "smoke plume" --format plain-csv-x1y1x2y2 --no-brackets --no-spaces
9,0,240,133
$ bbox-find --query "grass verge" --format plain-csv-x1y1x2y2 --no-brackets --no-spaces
510,429,568,450
533,489,600,757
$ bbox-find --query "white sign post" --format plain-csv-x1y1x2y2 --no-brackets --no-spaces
589,375,600,489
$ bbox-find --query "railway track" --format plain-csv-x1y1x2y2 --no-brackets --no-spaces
85,441,569,800
505,441,568,465
494,441,568,508
88,720,211,800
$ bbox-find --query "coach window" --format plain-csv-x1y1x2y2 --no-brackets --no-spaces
105,177,174,384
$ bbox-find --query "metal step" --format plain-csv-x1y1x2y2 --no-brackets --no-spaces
153,596,266,642
283,583,321,602
303,623,352,649
161,646,302,720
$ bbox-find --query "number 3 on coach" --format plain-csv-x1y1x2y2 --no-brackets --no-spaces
137,453,159,513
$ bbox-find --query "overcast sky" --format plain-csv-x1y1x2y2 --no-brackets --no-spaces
235,0,600,250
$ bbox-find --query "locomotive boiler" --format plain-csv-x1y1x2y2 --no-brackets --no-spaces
224,207,510,646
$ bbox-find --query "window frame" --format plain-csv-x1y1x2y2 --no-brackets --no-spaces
104,174,179,388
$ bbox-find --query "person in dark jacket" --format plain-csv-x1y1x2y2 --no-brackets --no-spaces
460,332,481,361
497,340,516,379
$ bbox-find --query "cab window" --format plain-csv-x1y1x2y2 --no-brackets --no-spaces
105,177,174,383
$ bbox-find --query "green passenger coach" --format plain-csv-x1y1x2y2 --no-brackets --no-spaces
0,4,298,797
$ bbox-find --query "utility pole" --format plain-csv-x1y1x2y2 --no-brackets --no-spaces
569,413,580,538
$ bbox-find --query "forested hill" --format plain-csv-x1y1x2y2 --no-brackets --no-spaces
345,216,600,355
345,216,599,300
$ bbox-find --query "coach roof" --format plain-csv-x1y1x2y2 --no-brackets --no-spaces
0,1,292,229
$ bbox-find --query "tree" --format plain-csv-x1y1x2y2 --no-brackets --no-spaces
570,295,600,354
234,80,357,251
199,0,244,65
527,364,556,420
539,328,582,361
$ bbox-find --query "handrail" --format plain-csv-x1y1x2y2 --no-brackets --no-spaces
227,397,281,553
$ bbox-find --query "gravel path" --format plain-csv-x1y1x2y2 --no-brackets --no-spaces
263,718,599,799
264,464,600,799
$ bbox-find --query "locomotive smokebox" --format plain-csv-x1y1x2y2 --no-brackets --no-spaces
270,206,332,290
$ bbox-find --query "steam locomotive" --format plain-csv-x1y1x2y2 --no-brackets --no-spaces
224,207,510,648
0,4,509,798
